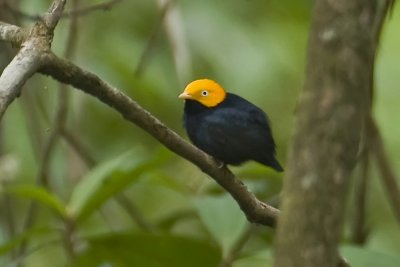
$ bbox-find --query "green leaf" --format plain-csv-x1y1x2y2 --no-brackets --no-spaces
341,245,400,267
72,232,221,267
194,194,248,255
4,185,66,217
67,150,165,222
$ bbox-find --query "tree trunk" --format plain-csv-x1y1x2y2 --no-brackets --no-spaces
274,1,391,267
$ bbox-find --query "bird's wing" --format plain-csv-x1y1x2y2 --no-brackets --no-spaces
202,106,276,159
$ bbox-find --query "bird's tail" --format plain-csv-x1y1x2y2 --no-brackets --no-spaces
271,157,284,172
260,156,284,172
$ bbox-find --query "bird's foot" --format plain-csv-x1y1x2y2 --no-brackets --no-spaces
215,160,225,169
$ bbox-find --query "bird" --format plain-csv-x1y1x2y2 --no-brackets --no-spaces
178,78,283,172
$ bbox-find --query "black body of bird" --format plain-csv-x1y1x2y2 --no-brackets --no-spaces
182,93,283,172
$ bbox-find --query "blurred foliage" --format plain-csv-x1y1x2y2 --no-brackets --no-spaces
0,0,399,266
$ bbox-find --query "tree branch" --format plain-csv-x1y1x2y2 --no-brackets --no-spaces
42,0,66,31
0,21,279,227
0,40,43,119
39,52,280,226
218,225,253,267
0,22,26,45
0,0,66,120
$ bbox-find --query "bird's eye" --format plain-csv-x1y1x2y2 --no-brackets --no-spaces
201,90,208,96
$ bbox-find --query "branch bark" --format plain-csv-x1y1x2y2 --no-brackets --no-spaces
0,41,42,118
274,1,391,267
0,0,66,119
0,22,26,45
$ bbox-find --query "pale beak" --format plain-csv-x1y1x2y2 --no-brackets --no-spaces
178,92,192,100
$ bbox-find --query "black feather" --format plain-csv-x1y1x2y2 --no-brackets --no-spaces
183,93,283,172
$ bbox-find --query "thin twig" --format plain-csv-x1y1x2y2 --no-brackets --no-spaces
134,0,171,76
60,129,96,167
20,90,46,160
2,0,41,21
115,193,156,232
350,147,369,244
3,0,123,21
63,0,123,18
4,1,68,263
218,225,253,267
15,202,38,265
348,0,395,249
36,0,78,188
7,238,62,267
60,1,80,260
369,116,400,224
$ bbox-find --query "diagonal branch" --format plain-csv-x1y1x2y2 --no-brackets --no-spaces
39,52,280,226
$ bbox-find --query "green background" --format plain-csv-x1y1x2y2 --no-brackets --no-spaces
1,0,400,266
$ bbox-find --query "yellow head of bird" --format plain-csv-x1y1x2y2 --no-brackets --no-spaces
179,79,227,107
